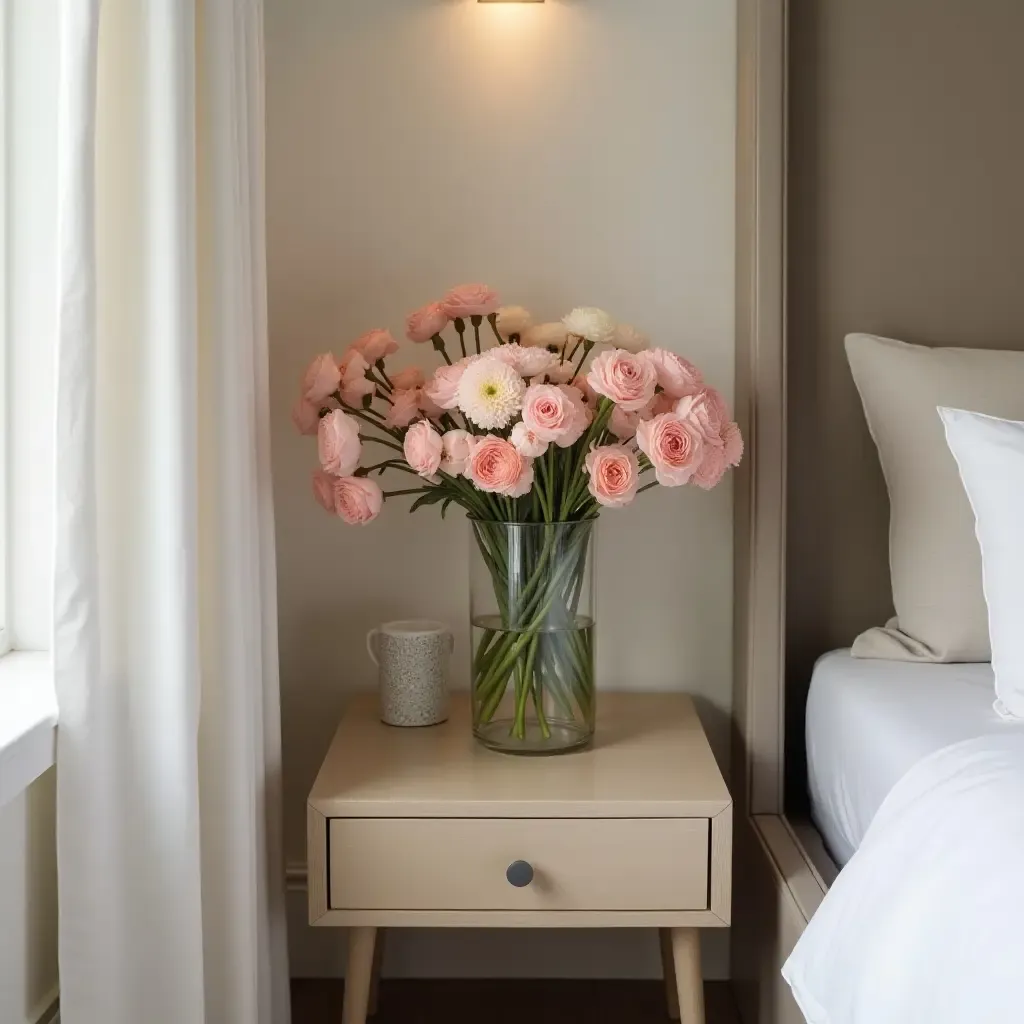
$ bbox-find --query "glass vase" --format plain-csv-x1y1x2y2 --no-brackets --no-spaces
469,520,596,755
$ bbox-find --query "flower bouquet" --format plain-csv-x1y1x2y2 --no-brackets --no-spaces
293,284,742,754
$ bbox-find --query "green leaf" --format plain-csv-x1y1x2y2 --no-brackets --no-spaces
409,489,447,514
441,497,454,519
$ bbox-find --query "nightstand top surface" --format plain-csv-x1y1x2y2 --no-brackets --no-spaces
309,693,730,818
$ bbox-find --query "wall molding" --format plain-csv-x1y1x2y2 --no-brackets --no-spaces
286,860,309,893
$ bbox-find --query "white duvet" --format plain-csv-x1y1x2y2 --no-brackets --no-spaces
783,733,1024,1024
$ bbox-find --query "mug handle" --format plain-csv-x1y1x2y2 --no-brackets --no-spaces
366,628,380,666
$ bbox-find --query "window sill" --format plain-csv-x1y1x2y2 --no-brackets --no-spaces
0,651,57,809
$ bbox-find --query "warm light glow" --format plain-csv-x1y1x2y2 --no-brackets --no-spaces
478,1,544,3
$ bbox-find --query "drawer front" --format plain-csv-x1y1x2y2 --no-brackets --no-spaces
328,817,709,912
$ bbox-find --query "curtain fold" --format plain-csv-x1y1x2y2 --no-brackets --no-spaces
54,1,290,1021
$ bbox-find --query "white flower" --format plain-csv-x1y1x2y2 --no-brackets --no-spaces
495,306,534,339
562,307,616,345
610,323,650,353
511,421,550,458
521,322,570,352
491,343,558,379
456,357,527,429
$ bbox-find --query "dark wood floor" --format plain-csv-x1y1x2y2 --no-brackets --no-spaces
291,979,739,1024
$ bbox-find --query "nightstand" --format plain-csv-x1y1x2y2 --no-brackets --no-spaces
307,693,732,1024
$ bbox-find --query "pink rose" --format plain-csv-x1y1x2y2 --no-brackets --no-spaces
511,421,549,458
302,353,342,404
352,329,399,364
636,412,704,487
465,435,530,496
693,445,728,491
441,283,500,320
676,387,729,445
419,390,445,420
317,409,361,476
584,445,640,508
423,358,472,411
556,384,592,445
491,344,557,379
385,388,422,428
440,429,471,476
311,470,336,512
586,349,657,412
608,405,639,440
338,349,376,406
292,398,322,436
575,375,599,406
390,366,425,390
641,348,703,399
406,302,449,344
521,384,578,445
648,392,678,417
403,420,444,478
333,476,383,525
722,420,744,466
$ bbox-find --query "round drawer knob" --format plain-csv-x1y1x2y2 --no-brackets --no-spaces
506,860,535,888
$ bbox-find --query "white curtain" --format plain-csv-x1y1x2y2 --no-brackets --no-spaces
53,1,291,1022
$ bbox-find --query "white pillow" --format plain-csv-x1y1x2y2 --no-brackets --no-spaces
940,407,1024,719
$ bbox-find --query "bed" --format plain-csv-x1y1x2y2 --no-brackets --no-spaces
805,650,1009,866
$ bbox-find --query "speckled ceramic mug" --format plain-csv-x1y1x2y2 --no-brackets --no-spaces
367,620,453,727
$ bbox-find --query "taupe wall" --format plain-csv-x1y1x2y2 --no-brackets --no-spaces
267,0,737,979
785,0,1024,804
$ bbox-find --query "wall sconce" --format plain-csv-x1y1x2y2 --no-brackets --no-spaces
478,1,544,3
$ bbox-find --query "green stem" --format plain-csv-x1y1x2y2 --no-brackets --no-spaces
638,481,658,494
432,335,453,366
471,315,483,355
487,312,504,346
383,487,432,499
454,318,467,358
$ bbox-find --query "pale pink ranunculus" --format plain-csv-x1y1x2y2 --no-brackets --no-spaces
510,421,549,458
608,405,640,440
292,397,322,436
302,353,342,404
338,349,376,406
312,470,337,512
406,302,449,344
333,476,383,525
575,374,599,406
317,409,361,476
556,384,593,445
722,420,744,467
440,429,472,476
352,329,399,364
641,348,703,399
521,384,578,444
587,348,657,412
385,388,422,429
390,366,425,391
423,358,472,411
536,361,574,386
676,386,730,446
692,444,728,491
491,343,557,379
507,458,535,498
419,390,445,420
636,412,704,487
465,435,528,495
584,445,640,508
442,284,500,320
404,420,444,478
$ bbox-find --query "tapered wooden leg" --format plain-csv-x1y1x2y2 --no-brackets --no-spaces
670,928,705,1024
368,928,386,1016
660,928,681,1019
343,927,377,1024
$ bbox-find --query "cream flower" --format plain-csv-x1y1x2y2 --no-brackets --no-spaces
562,307,616,345
521,322,570,352
456,356,526,429
491,343,558,379
610,323,650,353
495,306,534,340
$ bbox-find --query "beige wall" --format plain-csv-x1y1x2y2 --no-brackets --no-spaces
785,0,1024,802
267,0,736,977
0,772,59,1024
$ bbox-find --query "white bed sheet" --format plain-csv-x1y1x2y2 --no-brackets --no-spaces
806,649,1009,866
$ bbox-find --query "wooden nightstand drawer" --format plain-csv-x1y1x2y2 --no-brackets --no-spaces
328,817,710,912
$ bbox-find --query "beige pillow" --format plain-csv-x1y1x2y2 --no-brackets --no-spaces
846,333,1024,662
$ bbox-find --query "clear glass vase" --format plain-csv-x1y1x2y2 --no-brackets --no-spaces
469,520,596,755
